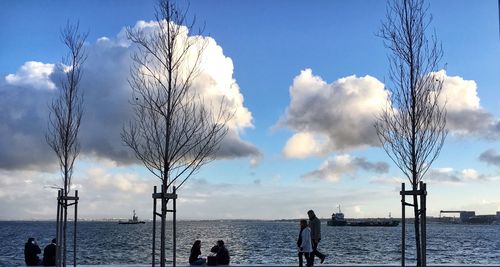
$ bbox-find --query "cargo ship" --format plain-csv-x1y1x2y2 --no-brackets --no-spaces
327,208,399,227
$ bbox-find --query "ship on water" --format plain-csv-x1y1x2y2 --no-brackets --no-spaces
118,210,145,224
327,207,399,227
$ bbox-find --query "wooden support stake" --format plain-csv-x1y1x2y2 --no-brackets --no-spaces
73,190,78,267
421,182,427,267
401,183,405,267
173,186,177,267
160,185,165,267
56,190,61,267
152,186,157,267
151,184,179,267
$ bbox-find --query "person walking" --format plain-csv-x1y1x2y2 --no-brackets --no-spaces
298,219,313,267
308,210,326,265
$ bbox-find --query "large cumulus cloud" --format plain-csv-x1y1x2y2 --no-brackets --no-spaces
5,61,57,90
436,70,500,139
278,69,388,158
0,20,259,171
278,69,499,158
0,81,56,170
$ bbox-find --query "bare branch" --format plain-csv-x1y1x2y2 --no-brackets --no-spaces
46,21,87,195
376,1,447,266
122,0,232,194
376,0,446,186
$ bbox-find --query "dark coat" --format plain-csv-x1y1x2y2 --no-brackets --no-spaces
42,243,56,266
215,246,230,265
309,216,321,241
189,246,202,264
297,227,304,247
24,242,41,266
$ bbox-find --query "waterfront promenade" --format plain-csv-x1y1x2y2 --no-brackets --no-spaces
76,265,500,267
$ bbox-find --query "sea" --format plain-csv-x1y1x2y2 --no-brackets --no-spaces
0,220,499,266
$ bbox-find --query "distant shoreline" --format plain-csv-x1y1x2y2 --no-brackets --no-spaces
0,218,426,222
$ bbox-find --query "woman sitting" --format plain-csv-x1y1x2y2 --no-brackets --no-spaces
189,240,206,265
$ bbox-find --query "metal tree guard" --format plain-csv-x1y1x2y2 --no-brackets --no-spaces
152,185,177,267
56,189,79,267
400,182,427,267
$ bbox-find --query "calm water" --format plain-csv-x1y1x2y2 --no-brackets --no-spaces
1,220,499,266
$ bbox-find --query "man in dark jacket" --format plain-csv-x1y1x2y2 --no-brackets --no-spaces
211,240,230,265
308,210,326,265
42,238,57,266
24,237,42,266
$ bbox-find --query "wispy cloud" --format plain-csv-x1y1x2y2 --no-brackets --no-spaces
302,154,389,182
479,149,500,168
426,167,496,184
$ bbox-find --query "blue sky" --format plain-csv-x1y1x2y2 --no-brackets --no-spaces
0,0,499,220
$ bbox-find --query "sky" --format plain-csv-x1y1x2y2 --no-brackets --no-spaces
0,0,499,220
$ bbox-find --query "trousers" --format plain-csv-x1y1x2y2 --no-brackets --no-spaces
298,251,313,267
311,240,325,265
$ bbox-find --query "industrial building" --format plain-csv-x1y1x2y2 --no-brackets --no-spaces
440,210,500,224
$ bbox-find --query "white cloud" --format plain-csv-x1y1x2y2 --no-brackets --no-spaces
283,132,327,158
436,70,500,138
302,154,389,182
352,205,362,214
0,20,259,172
5,61,56,90
427,167,491,183
278,69,500,159
437,70,480,111
0,158,158,220
278,69,388,157
0,169,60,219
249,157,261,168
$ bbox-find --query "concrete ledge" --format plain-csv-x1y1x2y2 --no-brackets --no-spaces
77,265,500,267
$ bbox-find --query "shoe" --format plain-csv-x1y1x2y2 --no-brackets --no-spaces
320,255,326,264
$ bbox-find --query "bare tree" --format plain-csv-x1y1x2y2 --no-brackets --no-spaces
122,0,230,266
46,22,87,267
376,0,447,266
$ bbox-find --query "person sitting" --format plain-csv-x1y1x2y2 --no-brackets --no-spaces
42,238,57,266
210,240,230,265
189,240,206,265
24,237,41,266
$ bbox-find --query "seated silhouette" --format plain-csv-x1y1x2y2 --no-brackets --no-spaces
210,240,230,265
24,237,41,266
42,238,57,266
